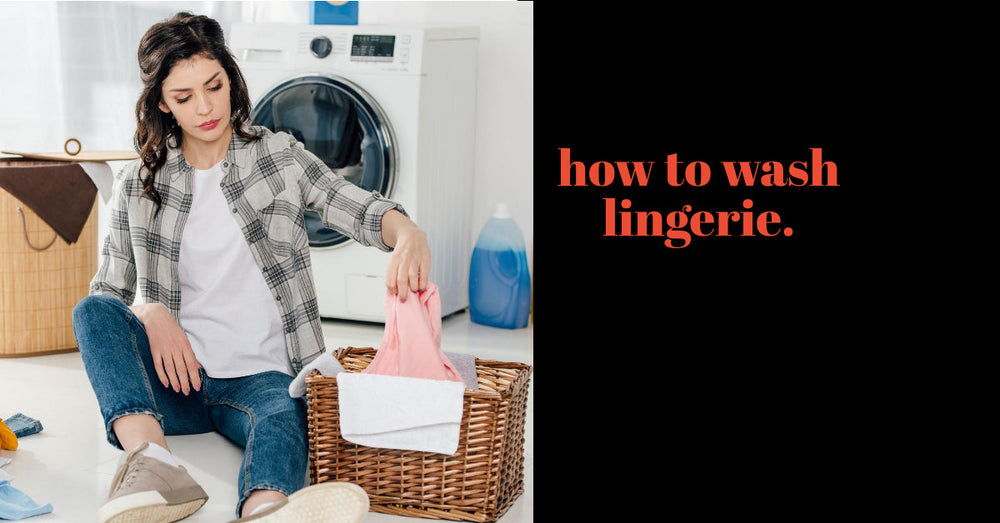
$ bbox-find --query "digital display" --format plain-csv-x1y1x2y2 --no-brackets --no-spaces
351,35,395,61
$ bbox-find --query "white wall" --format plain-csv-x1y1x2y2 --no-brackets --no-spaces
357,1,534,269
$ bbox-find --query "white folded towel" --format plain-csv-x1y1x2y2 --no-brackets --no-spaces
336,372,465,455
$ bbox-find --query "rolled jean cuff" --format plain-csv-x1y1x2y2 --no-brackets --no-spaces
3,413,43,438
105,408,162,450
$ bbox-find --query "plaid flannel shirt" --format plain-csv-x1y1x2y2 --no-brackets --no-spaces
90,125,403,373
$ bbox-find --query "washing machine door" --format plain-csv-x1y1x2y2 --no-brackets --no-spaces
250,74,396,248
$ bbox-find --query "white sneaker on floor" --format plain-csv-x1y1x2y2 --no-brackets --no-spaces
231,482,369,522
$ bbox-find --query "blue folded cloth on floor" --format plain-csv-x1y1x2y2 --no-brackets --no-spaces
2,414,42,439
0,470,53,520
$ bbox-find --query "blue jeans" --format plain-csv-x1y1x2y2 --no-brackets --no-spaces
72,294,308,516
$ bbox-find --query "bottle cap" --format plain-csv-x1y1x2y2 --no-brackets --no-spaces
492,203,511,219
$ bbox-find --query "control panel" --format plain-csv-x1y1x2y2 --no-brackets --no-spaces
300,31,414,72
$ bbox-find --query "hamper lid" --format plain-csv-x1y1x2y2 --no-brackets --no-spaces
1,150,138,162
2,137,139,162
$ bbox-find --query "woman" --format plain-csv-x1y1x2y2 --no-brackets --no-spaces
72,12,430,522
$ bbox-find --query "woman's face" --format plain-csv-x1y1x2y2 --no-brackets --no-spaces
158,54,232,146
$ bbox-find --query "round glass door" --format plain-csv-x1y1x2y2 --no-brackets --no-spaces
250,74,396,248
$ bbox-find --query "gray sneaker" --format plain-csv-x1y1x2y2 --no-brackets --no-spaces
230,482,369,522
98,442,209,523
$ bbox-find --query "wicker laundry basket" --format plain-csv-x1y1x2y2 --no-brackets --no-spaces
306,346,532,522
1,160,98,356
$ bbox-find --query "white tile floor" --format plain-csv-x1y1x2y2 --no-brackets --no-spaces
0,311,533,522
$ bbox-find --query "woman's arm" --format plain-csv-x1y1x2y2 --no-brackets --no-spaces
92,164,199,396
381,209,431,300
288,136,431,299
90,167,138,303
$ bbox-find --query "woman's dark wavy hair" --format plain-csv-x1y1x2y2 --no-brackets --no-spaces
134,12,258,209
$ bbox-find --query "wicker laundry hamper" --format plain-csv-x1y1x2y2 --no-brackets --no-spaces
1,159,98,356
306,346,532,522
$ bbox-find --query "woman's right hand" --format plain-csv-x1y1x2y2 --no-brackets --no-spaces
129,303,202,395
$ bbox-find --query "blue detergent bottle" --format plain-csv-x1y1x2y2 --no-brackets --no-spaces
469,203,531,329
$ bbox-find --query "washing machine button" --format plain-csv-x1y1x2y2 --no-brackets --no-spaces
310,36,333,58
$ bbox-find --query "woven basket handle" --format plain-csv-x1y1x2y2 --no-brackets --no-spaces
16,206,58,251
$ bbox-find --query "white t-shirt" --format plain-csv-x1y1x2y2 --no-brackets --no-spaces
178,161,291,378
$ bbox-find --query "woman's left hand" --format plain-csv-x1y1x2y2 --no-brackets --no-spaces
382,210,431,300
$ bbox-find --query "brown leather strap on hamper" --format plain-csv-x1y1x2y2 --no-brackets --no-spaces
0,160,98,245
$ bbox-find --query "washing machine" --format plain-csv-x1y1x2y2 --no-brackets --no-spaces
229,23,479,322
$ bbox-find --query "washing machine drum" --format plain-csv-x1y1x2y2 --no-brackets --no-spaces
250,75,396,248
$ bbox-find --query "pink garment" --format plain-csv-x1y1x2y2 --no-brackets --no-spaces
363,283,464,383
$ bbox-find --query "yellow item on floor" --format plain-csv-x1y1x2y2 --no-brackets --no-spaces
0,418,18,450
